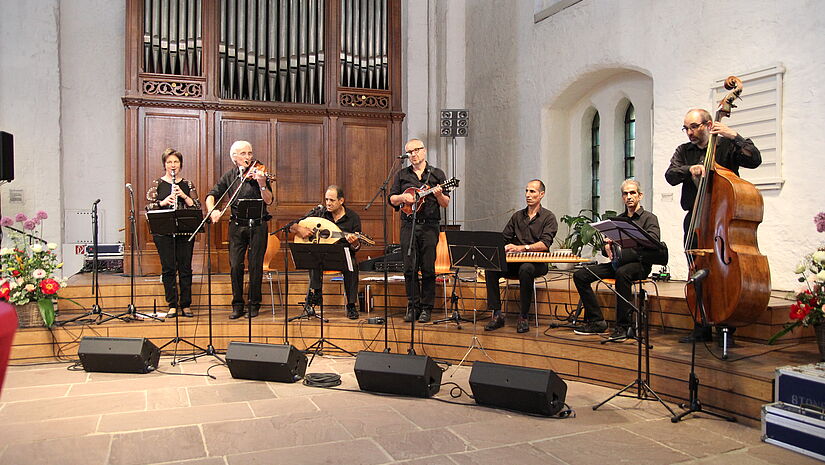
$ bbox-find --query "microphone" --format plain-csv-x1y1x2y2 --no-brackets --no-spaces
397,154,409,160
307,204,324,215
125,183,133,193
688,268,709,284
93,199,101,205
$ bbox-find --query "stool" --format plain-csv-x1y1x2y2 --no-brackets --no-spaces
262,235,284,315
500,275,548,327
596,278,664,330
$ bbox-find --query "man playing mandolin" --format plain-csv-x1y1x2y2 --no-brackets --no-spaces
389,138,450,323
291,185,363,320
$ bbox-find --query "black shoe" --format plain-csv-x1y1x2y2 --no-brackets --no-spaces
230,308,245,319
679,327,712,343
609,326,630,339
180,308,194,318
346,304,359,320
307,289,323,307
418,309,431,323
403,307,420,322
247,307,259,318
573,320,608,335
516,318,529,333
485,314,505,331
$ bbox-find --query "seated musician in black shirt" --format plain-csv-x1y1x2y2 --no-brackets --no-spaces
291,185,362,320
485,179,558,333
573,179,662,338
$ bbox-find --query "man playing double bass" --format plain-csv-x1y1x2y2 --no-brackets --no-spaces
665,108,761,342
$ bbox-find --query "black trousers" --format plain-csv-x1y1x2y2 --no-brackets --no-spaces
152,234,195,309
485,262,548,318
573,262,649,327
400,222,439,311
228,221,268,310
309,266,359,306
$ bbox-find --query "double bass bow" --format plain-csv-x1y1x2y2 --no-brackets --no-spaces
684,75,771,326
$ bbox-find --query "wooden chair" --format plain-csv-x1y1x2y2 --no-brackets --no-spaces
262,234,284,315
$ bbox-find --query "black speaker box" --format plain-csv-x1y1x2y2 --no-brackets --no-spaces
354,351,442,398
78,337,160,374
469,361,567,416
0,131,13,182
225,342,307,383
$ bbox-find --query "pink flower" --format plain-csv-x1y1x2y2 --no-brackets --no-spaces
23,219,36,230
0,216,13,226
32,269,47,279
14,213,27,223
24,284,36,292
36,210,48,220
815,212,825,233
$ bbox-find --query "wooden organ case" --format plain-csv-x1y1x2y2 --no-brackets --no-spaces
123,0,403,274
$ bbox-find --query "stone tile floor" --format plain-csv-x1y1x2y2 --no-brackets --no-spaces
0,354,818,465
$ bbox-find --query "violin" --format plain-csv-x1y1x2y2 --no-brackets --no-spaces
245,160,276,182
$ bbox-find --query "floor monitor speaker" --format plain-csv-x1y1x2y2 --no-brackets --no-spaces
78,337,160,374
469,361,567,416
0,131,13,182
354,351,442,398
225,342,307,383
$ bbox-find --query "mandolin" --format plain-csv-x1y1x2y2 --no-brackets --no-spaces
294,217,375,245
399,178,460,215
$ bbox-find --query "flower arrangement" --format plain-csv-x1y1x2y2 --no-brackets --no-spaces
769,212,825,344
0,211,65,327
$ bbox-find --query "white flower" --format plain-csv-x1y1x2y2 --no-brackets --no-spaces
31,244,43,253
817,270,825,282
24,284,35,292
32,269,47,279
814,251,825,265
47,242,58,250
8,280,17,289
794,263,807,274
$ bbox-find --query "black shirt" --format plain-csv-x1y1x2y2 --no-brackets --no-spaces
502,207,558,249
146,178,201,211
310,207,362,252
665,136,761,211
388,162,449,222
207,167,272,219
613,207,664,266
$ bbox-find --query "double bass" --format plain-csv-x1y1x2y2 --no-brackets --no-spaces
684,76,771,326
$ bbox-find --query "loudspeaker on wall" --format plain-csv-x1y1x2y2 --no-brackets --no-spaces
225,342,307,383
0,131,13,182
354,351,443,398
469,361,567,416
78,337,160,374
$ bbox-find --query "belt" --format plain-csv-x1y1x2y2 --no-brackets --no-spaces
230,216,270,227
402,218,440,225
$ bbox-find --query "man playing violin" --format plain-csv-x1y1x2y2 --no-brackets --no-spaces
291,185,363,320
388,138,450,323
665,108,761,342
205,140,274,319
484,179,558,334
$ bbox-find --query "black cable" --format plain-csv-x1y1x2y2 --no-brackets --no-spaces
303,372,342,388
206,363,227,378
154,367,215,379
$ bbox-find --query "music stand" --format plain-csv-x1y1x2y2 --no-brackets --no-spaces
589,217,674,415
147,209,211,365
290,242,356,365
442,231,506,372
236,198,263,219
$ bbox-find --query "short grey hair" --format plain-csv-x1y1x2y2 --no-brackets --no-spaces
620,178,641,194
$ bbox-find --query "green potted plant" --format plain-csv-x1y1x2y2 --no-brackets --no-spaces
556,209,618,257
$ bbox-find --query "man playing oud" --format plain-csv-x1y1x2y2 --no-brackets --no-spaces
291,185,362,320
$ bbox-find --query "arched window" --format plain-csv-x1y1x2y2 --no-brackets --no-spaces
591,112,600,214
624,103,636,179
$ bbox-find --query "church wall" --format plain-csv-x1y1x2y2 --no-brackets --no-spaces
463,0,825,288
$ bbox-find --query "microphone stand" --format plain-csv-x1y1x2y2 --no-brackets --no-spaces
59,200,128,325
101,184,162,323
364,156,403,352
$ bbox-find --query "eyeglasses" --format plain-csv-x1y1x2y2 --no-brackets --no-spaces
681,122,708,132
405,146,425,155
